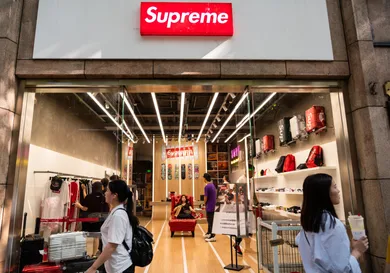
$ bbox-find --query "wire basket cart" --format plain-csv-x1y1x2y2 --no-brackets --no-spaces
257,219,305,273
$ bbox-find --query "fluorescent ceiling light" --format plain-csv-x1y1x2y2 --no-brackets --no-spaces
178,92,185,143
122,120,134,139
120,93,150,143
196,92,219,143
225,92,277,143
87,92,133,141
238,134,251,143
212,92,248,143
151,92,166,143
236,113,249,128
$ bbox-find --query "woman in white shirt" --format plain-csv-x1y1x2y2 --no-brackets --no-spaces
86,180,139,273
296,173,369,273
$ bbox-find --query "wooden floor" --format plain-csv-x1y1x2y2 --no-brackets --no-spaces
136,218,261,273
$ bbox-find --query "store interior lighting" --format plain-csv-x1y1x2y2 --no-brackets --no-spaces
196,93,219,143
216,116,221,122
178,92,185,143
151,92,167,144
212,123,217,129
122,120,134,139
212,92,248,143
225,92,277,143
120,93,150,143
238,133,251,143
222,105,228,111
105,102,110,109
87,92,133,141
229,93,236,99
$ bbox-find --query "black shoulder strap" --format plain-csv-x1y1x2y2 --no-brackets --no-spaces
112,208,131,255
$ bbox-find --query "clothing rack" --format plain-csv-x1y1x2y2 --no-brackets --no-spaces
33,170,101,180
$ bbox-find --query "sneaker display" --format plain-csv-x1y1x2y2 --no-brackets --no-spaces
205,237,216,242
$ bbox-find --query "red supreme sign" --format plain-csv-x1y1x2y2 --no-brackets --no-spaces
140,2,234,36
166,146,194,158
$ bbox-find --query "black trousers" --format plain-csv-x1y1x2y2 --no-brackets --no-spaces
206,212,215,237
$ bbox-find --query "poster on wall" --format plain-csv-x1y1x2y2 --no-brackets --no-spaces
212,183,249,236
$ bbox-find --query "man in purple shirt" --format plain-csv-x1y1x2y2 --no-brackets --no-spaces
203,173,217,242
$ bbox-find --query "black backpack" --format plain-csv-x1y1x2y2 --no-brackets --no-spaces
115,209,154,267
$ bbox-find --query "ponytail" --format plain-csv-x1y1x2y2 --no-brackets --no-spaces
108,180,139,228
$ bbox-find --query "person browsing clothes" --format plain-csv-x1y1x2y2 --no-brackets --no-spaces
296,174,369,273
85,180,139,273
203,173,217,242
173,195,196,219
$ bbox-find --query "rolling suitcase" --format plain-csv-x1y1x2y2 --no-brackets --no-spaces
48,232,87,262
255,139,262,157
62,258,105,273
290,115,308,140
278,117,293,146
262,135,274,153
305,106,326,133
19,213,44,273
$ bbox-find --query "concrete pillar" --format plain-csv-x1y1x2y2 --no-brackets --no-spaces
0,0,24,272
341,0,390,272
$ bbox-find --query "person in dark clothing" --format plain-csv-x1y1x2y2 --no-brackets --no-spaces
173,195,196,219
203,173,217,242
75,181,109,256
110,175,120,181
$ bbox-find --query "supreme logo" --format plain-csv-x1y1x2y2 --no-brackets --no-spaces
140,2,234,36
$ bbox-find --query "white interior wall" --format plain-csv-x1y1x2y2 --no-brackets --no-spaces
253,140,346,221
23,144,117,235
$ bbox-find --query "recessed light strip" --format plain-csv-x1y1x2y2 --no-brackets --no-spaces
87,92,133,141
178,92,185,143
211,92,248,143
151,92,166,143
225,92,277,143
120,93,150,143
236,113,249,128
238,133,251,143
122,120,134,139
196,92,219,143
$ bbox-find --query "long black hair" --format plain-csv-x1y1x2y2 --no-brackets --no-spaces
301,173,338,233
109,180,139,228
176,195,189,207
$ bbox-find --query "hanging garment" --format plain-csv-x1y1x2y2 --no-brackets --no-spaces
67,181,79,232
41,178,70,238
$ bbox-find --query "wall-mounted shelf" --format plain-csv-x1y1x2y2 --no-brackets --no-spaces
254,166,337,181
256,191,303,196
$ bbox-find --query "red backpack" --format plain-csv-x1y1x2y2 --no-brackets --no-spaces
283,154,296,172
306,146,324,168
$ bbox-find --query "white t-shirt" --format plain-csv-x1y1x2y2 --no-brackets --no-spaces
101,205,133,273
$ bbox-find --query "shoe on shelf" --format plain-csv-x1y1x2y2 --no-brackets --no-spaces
205,237,216,242
203,233,211,239
234,244,243,256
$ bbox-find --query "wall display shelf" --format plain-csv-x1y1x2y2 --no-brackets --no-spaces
256,191,303,195
207,143,229,184
254,166,336,180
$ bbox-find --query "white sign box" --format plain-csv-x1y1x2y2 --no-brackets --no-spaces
33,0,333,60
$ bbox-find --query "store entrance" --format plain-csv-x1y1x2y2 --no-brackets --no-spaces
7,79,356,273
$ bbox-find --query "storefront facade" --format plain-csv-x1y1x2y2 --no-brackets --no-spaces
0,0,389,272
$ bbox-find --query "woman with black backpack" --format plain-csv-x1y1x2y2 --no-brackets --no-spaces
85,180,139,273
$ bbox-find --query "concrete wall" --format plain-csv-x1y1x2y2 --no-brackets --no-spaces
340,0,390,271
0,1,23,272
31,94,119,170
14,0,350,79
